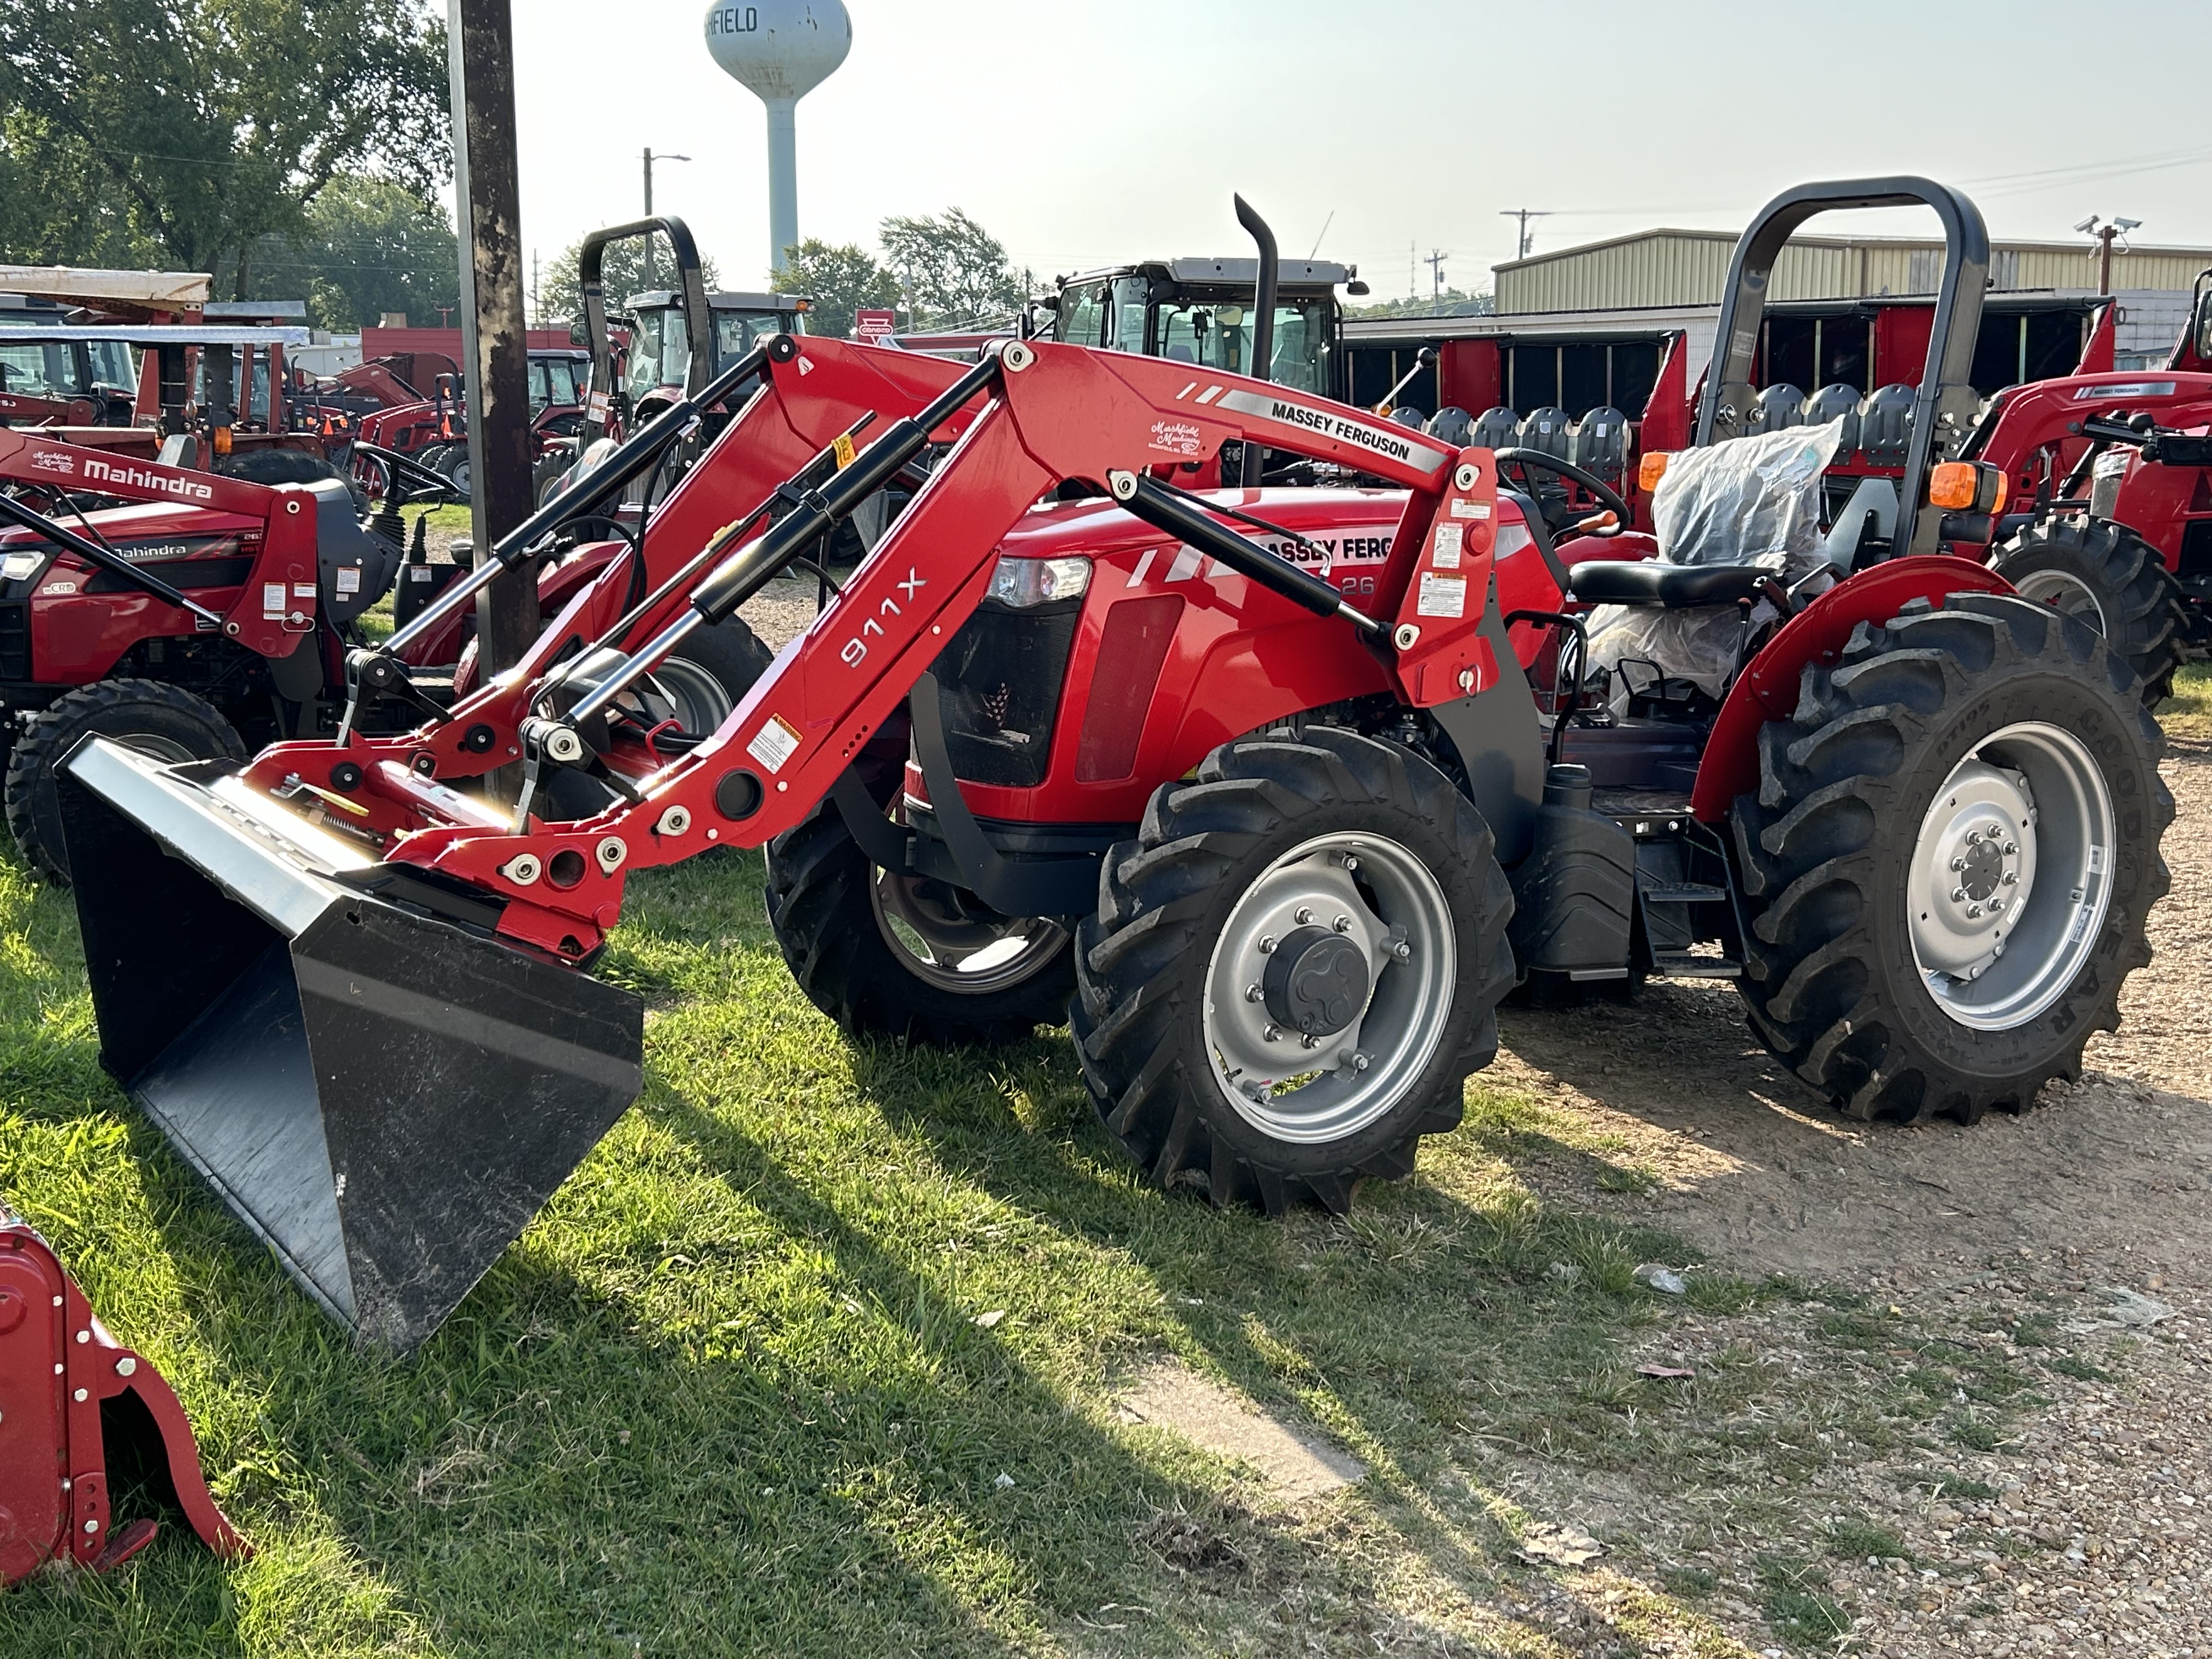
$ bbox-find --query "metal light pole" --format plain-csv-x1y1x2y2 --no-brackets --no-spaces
641,148,690,289
447,0,535,698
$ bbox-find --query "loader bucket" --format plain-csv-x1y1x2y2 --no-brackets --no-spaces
55,738,644,1353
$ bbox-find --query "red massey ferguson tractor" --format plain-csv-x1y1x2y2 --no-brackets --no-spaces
48,180,2173,1352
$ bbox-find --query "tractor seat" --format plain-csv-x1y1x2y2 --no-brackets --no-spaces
1566,560,1769,609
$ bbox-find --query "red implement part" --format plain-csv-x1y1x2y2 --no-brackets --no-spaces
1688,555,2015,821
0,1209,246,1584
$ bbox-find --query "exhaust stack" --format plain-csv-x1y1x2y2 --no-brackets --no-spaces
57,739,642,1352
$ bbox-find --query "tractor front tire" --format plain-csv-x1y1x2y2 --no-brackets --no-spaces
764,755,1076,1047
6,680,247,885
1731,592,2170,1125
1990,517,2185,705
1072,727,1516,1215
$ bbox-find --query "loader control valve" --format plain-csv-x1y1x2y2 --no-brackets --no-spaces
1261,926,1372,1037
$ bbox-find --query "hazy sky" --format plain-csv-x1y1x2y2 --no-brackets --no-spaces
506,0,2212,307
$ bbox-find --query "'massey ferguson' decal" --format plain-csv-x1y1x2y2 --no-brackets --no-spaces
1208,387,1450,473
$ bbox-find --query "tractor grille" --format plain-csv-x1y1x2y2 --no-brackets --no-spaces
934,598,1081,788
0,602,26,680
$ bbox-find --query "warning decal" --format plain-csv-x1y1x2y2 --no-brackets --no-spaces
746,714,802,774
1417,572,1467,618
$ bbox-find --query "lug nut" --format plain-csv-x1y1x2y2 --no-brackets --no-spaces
1245,983,1263,1002
1301,1033,1321,1049
1950,856,1966,872
1391,940,1411,961
1967,830,1982,845
1262,1024,1280,1042
1258,935,1276,954
1967,904,1982,918
1989,899,2005,913
1342,855,1359,872
2002,841,2018,855
1295,907,1313,925
1951,887,1966,902
1332,914,1351,933
1351,1052,1370,1073
2002,871,2018,885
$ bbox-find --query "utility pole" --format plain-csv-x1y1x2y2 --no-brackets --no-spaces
530,247,540,326
2075,215,2142,296
447,0,534,696
1424,247,1449,301
1498,208,1551,259
641,147,691,291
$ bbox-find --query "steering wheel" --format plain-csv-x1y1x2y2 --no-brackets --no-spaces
1488,447,1632,538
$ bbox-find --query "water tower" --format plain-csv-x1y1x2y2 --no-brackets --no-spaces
704,2,853,274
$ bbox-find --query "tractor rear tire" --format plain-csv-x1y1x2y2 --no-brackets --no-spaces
5,680,247,885
1071,727,1516,1215
1990,517,2185,705
764,736,1076,1047
1730,592,2169,1125
648,620,775,739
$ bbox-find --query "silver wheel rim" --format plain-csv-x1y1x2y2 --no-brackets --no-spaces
448,458,472,495
866,834,1070,995
2012,568,2108,636
1201,832,1455,1145
1906,720,2114,1031
642,657,735,738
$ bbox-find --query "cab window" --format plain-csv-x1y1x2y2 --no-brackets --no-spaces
0,341,74,396
1054,282,1106,348
1107,276,1148,353
1152,297,1330,391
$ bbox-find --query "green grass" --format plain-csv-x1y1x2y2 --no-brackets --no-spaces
0,846,2082,1656
2165,659,2212,739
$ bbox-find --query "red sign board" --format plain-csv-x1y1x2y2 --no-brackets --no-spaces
855,309,897,344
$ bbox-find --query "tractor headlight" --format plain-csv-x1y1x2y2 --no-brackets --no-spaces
0,551,46,583
987,555,1090,608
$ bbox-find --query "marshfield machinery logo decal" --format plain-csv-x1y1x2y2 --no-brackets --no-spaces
1169,382,1451,473
80,456,213,501
30,450,74,475
1148,420,1204,458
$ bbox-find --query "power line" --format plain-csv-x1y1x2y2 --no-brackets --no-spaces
1498,208,1550,259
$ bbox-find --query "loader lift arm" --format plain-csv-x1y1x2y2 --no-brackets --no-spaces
367,339,1500,962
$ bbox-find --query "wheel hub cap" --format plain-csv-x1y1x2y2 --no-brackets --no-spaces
1203,833,1455,1145
1262,926,1371,1035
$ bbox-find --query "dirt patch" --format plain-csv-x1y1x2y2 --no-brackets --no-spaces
1115,1359,1365,1503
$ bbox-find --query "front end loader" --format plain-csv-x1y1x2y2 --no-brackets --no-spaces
53,187,2171,1350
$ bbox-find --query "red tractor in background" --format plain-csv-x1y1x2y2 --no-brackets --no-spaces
50,179,2174,1353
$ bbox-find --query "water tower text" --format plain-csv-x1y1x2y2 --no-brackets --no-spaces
707,6,760,32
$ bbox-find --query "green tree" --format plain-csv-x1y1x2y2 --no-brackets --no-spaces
0,0,449,289
877,208,1023,331
538,232,720,330
245,176,458,331
772,239,900,340
1348,287,1496,321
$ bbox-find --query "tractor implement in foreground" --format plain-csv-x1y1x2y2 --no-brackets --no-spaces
0,1204,245,1583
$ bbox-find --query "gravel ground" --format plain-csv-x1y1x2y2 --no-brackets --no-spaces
1492,737,2212,1656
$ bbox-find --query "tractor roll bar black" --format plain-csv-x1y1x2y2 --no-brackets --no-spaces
1695,176,1991,560
1235,194,1279,488
580,215,716,443
0,491,224,628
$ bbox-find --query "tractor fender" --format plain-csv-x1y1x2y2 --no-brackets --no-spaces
1688,555,2015,822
